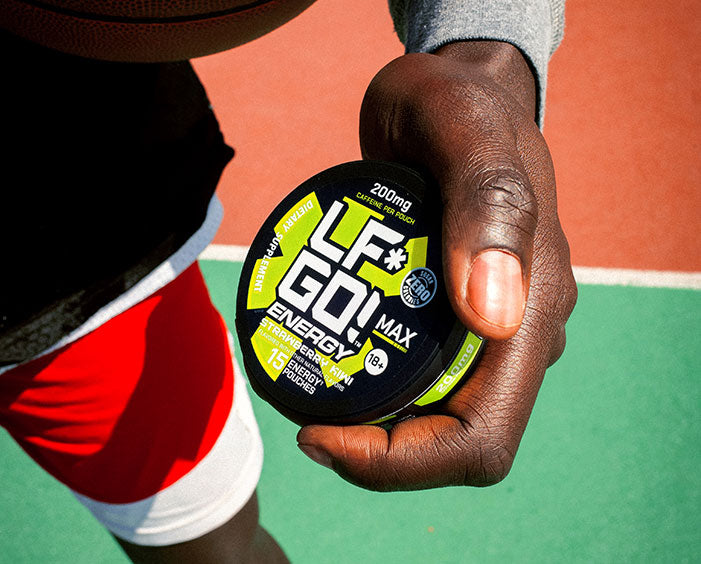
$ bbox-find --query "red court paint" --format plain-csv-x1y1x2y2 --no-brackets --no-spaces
194,0,699,272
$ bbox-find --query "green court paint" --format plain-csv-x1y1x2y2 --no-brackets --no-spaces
236,161,483,426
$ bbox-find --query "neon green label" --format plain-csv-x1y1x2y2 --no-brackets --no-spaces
414,332,483,407
250,316,301,381
247,193,323,310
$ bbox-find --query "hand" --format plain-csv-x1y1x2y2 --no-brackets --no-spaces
296,41,577,490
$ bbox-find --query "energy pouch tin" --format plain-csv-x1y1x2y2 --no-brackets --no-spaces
236,161,483,426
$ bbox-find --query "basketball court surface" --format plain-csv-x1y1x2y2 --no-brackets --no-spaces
1,1,699,561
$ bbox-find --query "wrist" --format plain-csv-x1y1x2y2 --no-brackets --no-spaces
433,41,537,121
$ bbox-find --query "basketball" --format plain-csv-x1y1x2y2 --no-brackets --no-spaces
0,0,317,62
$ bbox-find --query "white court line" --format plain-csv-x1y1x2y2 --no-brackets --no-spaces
199,244,249,263
572,266,701,290
199,244,701,290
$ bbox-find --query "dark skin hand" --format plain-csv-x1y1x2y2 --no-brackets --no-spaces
297,40,577,490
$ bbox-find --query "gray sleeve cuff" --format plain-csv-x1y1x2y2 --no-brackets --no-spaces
388,0,565,127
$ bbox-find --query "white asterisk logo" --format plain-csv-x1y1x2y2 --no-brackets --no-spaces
384,247,407,271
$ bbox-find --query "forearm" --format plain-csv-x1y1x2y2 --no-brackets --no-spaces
433,40,537,121
388,0,565,127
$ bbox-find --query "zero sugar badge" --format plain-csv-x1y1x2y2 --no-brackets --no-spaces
236,161,484,426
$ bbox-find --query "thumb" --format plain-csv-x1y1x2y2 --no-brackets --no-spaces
359,53,537,340
441,153,537,340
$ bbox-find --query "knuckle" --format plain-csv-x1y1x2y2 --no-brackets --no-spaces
530,230,578,317
464,437,515,487
473,173,538,237
547,267,577,366
563,267,579,317
548,326,568,366
338,458,394,493
457,413,517,487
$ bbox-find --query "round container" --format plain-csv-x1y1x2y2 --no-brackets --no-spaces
236,161,484,426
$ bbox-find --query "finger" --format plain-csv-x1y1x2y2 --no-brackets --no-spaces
359,53,538,339
295,214,575,492
295,282,558,492
296,343,531,492
296,338,522,491
297,415,508,491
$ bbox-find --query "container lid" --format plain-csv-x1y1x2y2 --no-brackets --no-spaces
236,161,477,425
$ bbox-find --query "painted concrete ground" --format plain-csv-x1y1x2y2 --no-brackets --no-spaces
2,262,699,562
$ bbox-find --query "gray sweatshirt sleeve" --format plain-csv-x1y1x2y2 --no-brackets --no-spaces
388,0,565,126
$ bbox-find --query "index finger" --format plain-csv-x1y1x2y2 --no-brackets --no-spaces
296,334,545,491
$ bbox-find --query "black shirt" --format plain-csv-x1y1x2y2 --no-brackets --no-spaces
1,29,234,364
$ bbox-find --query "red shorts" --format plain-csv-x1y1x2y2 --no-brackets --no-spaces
0,263,263,545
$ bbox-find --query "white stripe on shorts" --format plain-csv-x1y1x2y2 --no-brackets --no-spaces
72,358,264,546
